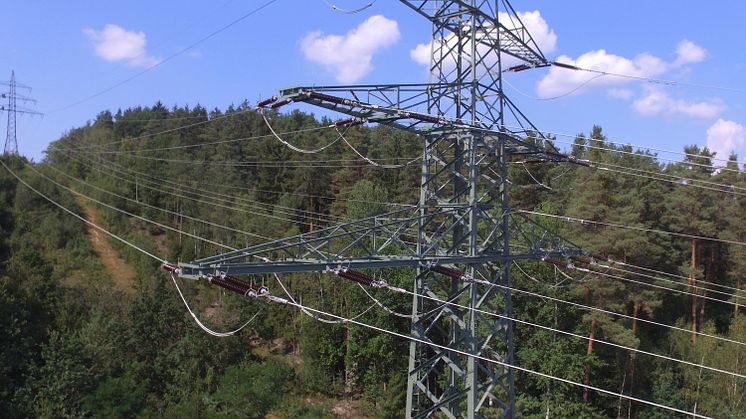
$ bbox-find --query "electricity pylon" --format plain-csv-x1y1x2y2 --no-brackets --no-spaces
177,1,582,417
2,71,41,156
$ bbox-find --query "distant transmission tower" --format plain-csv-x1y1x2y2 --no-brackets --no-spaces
2,71,41,156
177,1,582,417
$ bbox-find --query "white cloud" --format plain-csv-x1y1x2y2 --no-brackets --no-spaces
608,88,634,100
409,10,556,70
513,10,557,56
300,15,400,83
706,119,746,161
536,40,707,98
673,39,707,67
537,50,668,97
83,24,159,67
632,87,725,119
410,42,430,66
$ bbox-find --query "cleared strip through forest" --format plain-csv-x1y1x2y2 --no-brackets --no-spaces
75,196,136,293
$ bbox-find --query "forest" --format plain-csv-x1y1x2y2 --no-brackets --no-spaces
2,101,746,418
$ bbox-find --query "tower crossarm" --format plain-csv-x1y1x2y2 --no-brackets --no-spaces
268,86,581,163
275,83,459,133
398,0,550,67
177,250,577,278
185,1,587,416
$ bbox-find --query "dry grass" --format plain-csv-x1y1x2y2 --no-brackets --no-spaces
75,197,136,294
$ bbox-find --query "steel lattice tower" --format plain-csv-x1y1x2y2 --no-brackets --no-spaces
3,71,18,155
2,71,40,156
177,1,582,417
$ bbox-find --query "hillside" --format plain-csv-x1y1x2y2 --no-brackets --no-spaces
2,104,746,417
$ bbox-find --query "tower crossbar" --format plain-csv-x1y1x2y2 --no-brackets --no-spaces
178,2,583,417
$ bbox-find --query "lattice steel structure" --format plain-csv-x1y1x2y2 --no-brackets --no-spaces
3,71,18,155
178,1,582,417
2,71,40,156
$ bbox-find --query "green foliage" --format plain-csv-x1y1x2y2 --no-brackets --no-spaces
23,330,95,418
82,368,148,417
298,315,346,393
5,107,746,418
208,359,293,418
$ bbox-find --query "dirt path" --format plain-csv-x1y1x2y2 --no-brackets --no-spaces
76,197,136,293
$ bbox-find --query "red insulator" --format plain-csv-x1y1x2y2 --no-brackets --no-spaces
337,269,376,287
270,98,292,109
507,64,531,72
220,275,269,297
409,111,441,124
542,257,566,268
210,276,251,295
219,274,249,288
214,274,268,299
335,118,365,127
256,96,277,108
308,91,350,105
161,263,179,273
427,265,465,280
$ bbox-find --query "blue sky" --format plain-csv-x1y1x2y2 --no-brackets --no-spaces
2,0,745,164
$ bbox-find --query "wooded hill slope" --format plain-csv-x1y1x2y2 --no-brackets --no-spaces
3,102,746,417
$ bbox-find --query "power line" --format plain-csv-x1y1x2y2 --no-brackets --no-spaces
43,162,276,241
46,0,282,113
262,112,345,154
506,123,746,168
502,73,605,101
18,152,746,378
336,127,422,168
550,61,746,96
0,159,164,263
301,259,746,381
610,258,746,295
513,216,746,304
272,273,378,324
594,161,746,194
62,154,347,228
170,273,262,337
321,0,376,14
58,154,740,342
260,295,711,419
0,157,716,417
519,157,746,200
22,160,236,251
560,261,740,309
73,157,745,363
51,154,427,253
377,271,746,379
70,151,417,209
591,258,746,302
49,107,257,151
518,209,746,248
69,152,414,168
4,156,266,338
99,157,416,207
502,263,746,347
54,123,337,155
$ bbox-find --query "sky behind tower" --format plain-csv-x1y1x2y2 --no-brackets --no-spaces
1,0,745,163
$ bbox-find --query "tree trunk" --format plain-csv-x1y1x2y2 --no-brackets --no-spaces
690,238,698,343
737,277,741,317
698,249,716,333
309,198,315,232
627,302,640,419
344,294,354,393
583,318,597,402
